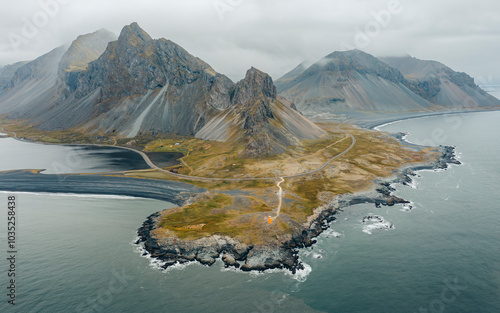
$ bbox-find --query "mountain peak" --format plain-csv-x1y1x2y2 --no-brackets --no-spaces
232,67,277,105
59,28,116,72
118,22,153,46
323,49,383,67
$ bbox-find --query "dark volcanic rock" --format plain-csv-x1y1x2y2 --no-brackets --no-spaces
196,67,326,158
232,67,277,104
222,253,239,268
435,145,462,169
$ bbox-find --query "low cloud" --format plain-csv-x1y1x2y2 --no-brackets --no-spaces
1,0,498,83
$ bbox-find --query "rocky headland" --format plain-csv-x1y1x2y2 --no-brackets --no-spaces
136,145,460,273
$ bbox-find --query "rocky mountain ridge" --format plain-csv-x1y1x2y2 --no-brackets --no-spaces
0,23,325,157
381,55,500,108
1,24,499,150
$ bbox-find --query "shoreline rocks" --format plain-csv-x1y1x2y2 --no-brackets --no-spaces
136,145,461,274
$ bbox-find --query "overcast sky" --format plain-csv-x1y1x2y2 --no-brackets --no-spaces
1,0,499,85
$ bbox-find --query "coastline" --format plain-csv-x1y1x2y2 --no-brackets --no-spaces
0,170,205,205
0,112,466,274
353,108,500,130
136,144,461,274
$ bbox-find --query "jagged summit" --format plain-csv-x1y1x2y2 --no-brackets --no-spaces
232,67,277,135
197,67,326,157
0,23,234,137
232,67,277,104
119,22,153,43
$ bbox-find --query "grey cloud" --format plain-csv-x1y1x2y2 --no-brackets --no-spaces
0,0,498,84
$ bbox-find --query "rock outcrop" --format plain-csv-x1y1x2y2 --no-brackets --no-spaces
196,67,326,157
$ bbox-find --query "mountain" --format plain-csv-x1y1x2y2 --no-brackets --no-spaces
0,61,30,92
58,29,117,73
381,55,500,108
58,22,234,136
196,67,326,157
275,50,433,117
0,46,67,117
0,23,234,136
276,62,307,86
0,23,325,158
0,28,117,120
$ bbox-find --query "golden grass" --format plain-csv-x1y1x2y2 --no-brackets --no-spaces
0,116,440,244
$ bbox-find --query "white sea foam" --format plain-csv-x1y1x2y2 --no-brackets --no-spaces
406,179,418,189
312,253,323,259
321,229,343,238
291,262,312,282
131,237,199,272
416,168,447,174
361,214,394,235
400,202,414,212
0,190,144,200
374,121,398,130
222,260,312,282
132,236,312,280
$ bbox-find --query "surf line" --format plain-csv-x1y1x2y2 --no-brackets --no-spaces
268,177,285,224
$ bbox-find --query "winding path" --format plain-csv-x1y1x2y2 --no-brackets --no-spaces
269,177,285,222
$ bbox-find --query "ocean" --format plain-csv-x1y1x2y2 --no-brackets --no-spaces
1,111,499,312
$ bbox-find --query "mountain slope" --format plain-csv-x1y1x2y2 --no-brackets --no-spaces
381,55,500,108
275,62,306,89
0,28,117,119
58,29,117,72
0,46,67,117
0,61,30,92
196,67,326,157
65,22,234,136
0,23,234,137
0,23,323,152
276,50,432,117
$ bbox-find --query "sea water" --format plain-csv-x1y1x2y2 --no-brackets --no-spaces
1,111,500,312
